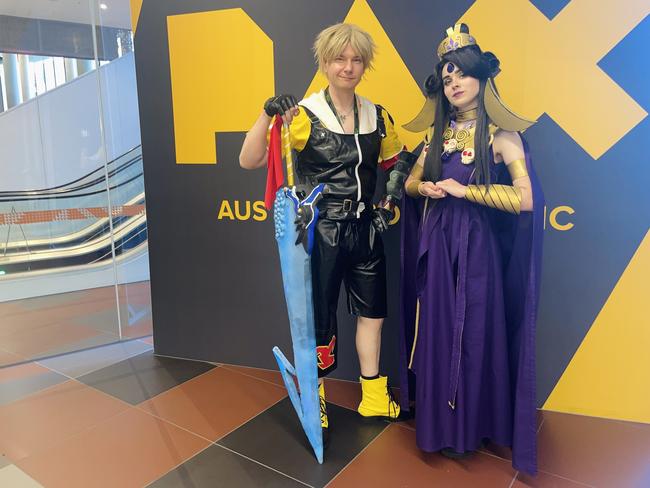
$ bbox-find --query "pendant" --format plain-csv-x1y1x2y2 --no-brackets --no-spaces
442,125,476,164
460,148,475,164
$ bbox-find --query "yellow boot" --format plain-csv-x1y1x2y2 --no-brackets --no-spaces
319,382,330,447
358,376,401,420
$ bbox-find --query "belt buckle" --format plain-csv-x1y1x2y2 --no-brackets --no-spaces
342,199,353,212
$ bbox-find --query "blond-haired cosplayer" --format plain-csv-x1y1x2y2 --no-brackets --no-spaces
313,23,376,72
240,23,407,446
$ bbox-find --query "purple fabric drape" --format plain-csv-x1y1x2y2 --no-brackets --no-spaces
398,139,544,475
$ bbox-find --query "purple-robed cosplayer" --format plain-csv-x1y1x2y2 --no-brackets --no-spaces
398,139,544,475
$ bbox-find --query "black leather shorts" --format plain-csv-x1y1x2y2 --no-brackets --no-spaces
311,215,387,377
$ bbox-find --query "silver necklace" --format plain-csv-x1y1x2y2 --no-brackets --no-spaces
336,105,354,122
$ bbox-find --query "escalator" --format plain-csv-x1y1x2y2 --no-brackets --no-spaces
0,145,148,275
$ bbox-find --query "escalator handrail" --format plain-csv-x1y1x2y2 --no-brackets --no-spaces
1,171,144,203
0,145,142,197
0,154,142,201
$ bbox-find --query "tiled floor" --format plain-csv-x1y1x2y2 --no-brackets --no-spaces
0,339,648,487
0,283,153,366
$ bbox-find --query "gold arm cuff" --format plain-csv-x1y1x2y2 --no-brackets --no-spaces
506,158,528,181
406,180,423,198
406,164,425,198
410,163,424,180
465,184,522,214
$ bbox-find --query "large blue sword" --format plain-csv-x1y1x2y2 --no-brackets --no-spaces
272,183,325,464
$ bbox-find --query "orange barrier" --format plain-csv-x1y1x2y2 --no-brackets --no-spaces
0,205,146,225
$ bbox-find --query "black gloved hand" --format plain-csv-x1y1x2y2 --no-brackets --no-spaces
264,94,298,118
371,207,393,234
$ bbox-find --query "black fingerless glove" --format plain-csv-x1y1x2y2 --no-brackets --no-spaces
264,94,298,117
371,207,393,234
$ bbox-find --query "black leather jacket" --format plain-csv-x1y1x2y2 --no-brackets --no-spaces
296,106,385,210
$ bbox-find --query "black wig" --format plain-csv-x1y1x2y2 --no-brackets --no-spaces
423,24,501,187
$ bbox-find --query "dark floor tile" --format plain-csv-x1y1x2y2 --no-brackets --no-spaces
218,397,388,488
148,444,308,488
77,351,215,405
328,423,516,488
538,411,650,487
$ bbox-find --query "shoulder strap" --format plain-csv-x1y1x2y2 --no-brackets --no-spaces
301,106,322,127
375,104,387,138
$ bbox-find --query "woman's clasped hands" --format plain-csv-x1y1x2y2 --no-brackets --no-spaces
418,178,467,199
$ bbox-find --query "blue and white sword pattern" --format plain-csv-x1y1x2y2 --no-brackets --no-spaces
272,183,326,464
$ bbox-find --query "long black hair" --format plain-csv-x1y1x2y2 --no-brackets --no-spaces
423,24,500,187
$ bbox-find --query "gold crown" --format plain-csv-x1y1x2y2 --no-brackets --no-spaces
436,23,476,58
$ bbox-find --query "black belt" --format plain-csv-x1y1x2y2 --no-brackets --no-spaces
318,199,368,220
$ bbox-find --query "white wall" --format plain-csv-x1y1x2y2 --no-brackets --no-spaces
0,52,141,192
0,98,46,191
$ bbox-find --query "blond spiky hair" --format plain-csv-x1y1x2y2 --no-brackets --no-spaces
313,23,376,72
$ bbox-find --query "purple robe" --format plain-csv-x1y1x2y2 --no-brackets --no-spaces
399,139,544,475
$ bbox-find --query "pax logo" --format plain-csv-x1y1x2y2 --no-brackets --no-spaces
165,0,647,164
165,0,426,166
217,200,267,221
461,0,648,158
545,205,575,231
167,9,274,165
